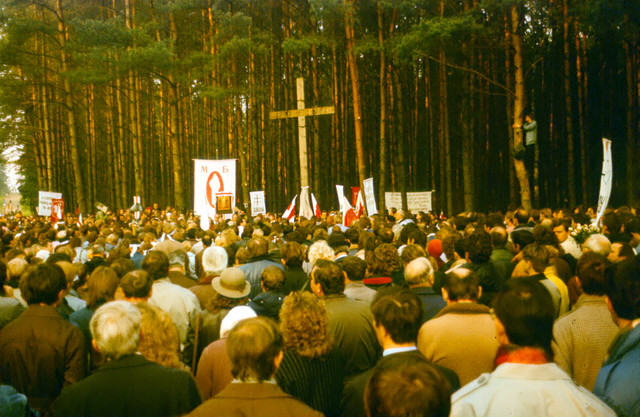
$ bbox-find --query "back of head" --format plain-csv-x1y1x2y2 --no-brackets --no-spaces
532,224,557,246
141,250,169,280
404,257,434,287
371,287,423,344
260,265,285,292
19,263,67,305
279,291,331,358
202,246,228,276
342,256,367,281
366,243,402,277
576,252,608,295
167,250,188,270
511,229,535,251
109,258,135,278
247,236,269,258
401,244,427,266
87,266,120,310
120,270,153,299
466,230,492,264
311,259,345,295
490,227,508,248
90,301,141,360
445,268,480,302
365,355,451,417
514,208,529,225
226,317,283,382
601,212,621,235
606,256,640,321
308,240,335,266
522,243,550,274
583,234,612,257
280,241,305,267
493,279,555,355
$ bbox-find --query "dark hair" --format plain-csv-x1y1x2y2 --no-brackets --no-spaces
400,223,419,245
280,241,305,267
0,261,7,292
371,288,423,344
142,251,170,280
514,208,529,225
120,270,153,298
109,257,135,278
511,229,535,251
605,257,640,321
345,228,361,245
601,212,621,235
445,269,480,301
226,317,283,382
19,263,68,305
493,279,555,356
311,260,345,295
532,225,558,246
466,230,492,264
366,243,402,277
522,243,550,273
261,265,285,291
86,266,119,310
365,356,451,417
46,252,72,264
341,256,367,281
576,252,608,295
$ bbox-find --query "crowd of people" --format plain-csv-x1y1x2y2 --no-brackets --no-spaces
0,204,639,417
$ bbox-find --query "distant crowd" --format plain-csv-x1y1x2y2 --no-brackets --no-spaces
0,204,639,417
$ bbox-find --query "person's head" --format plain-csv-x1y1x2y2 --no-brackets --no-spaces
492,279,555,357
118,270,153,299
279,291,332,358
601,212,621,236
576,252,608,296
212,267,251,300
19,263,67,305
371,287,423,346
7,257,28,282
366,243,402,277
401,244,427,267
521,243,550,274
608,242,634,264
310,259,344,296
465,230,492,264
490,227,508,248
583,234,612,257
307,240,335,266
135,302,183,369
90,301,141,360
260,265,285,292
86,266,120,310
443,268,480,302
341,256,367,282
514,208,529,225
279,241,306,267
247,236,269,257
511,229,535,254
605,256,640,322
202,246,228,276
167,250,188,273
552,220,571,244
404,257,434,287
226,317,283,382
365,355,451,417
141,250,170,280
109,257,135,278
441,234,461,262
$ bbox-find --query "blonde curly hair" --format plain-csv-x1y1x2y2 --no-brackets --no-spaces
279,291,333,359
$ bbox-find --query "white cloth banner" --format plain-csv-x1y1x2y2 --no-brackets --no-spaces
250,191,266,217
299,187,313,219
194,159,236,219
407,192,433,213
385,192,402,211
336,185,345,212
38,191,62,216
363,178,378,216
595,138,613,226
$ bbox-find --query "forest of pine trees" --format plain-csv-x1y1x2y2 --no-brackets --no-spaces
0,0,638,215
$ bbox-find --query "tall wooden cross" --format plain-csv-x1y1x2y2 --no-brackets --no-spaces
269,77,335,188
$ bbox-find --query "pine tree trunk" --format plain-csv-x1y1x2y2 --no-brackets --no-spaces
563,0,576,207
576,28,588,205
625,38,638,206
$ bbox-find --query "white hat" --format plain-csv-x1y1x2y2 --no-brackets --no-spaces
220,306,257,338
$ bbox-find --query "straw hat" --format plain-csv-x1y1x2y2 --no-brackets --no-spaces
211,268,250,299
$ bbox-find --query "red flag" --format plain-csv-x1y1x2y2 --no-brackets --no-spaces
311,193,321,218
354,191,364,218
282,195,297,222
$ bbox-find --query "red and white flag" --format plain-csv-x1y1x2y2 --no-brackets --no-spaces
311,193,322,218
282,195,297,222
354,191,364,218
342,195,356,227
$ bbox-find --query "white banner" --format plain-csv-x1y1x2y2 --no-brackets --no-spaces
38,191,62,216
407,191,433,213
194,159,236,219
595,138,613,226
385,192,402,211
336,185,345,212
250,191,266,217
363,178,378,216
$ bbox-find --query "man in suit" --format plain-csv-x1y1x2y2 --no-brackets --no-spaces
53,301,201,417
186,317,323,417
340,287,459,417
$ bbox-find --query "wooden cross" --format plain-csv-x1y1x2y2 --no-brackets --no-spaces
269,77,335,188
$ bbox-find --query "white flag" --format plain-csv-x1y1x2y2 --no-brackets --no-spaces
194,159,236,219
595,139,613,226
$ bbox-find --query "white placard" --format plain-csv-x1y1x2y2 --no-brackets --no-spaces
336,185,345,212
194,159,236,218
406,191,433,213
385,192,402,211
38,191,62,216
363,178,378,215
595,138,613,226
250,191,266,217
